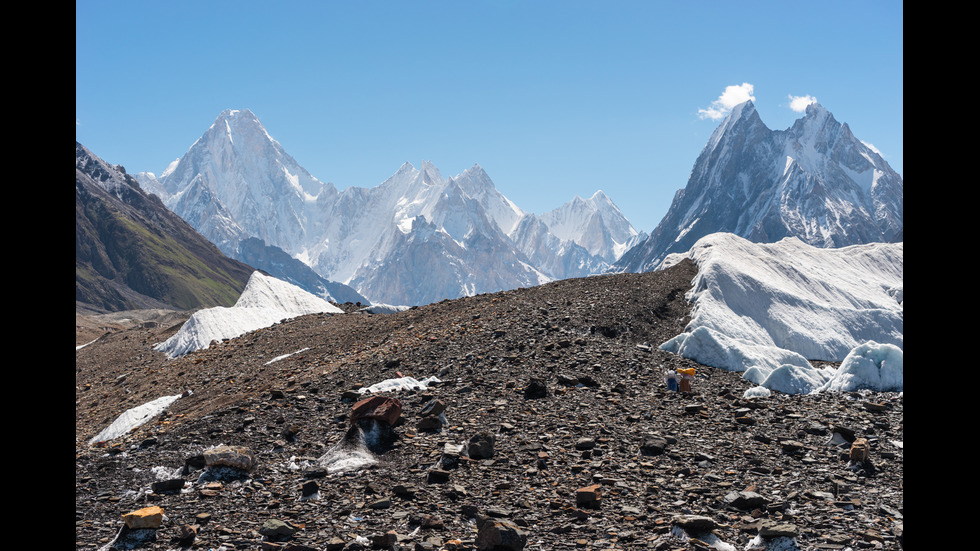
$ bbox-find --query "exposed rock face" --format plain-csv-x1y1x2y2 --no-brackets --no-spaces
75,261,903,550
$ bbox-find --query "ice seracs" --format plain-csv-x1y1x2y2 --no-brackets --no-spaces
155,271,344,358
657,233,903,394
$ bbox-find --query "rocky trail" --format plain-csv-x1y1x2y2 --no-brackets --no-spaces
75,260,903,550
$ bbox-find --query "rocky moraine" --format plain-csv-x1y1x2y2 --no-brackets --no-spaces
75,260,903,550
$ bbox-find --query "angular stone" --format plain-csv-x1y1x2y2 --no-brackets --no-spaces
259,519,297,538
724,490,767,510
418,415,443,432
393,484,418,498
779,440,805,454
639,436,668,456
524,378,548,399
759,520,799,538
341,390,362,401
351,395,403,426
204,445,258,472
122,506,164,529
370,531,398,547
301,480,319,497
673,514,717,532
427,469,451,483
684,403,704,414
151,478,185,494
576,484,601,508
418,514,444,529
177,524,198,546
468,432,496,459
557,373,579,386
476,516,527,550
368,497,391,509
486,506,512,518
419,399,446,417
850,438,870,462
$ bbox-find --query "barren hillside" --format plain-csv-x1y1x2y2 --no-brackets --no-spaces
75,261,903,550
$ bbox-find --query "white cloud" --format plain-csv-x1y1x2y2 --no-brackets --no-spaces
788,94,818,113
698,83,756,120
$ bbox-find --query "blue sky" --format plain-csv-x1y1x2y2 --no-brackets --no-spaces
76,1,903,233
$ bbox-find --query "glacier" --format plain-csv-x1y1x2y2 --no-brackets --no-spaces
155,271,344,358
658,233,902,394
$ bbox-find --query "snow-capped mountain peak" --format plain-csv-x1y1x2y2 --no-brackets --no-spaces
418,160,443,185
149,109,338,256
704,100,764,152
140,109,644,306
538,190,645,262
614,102,902,273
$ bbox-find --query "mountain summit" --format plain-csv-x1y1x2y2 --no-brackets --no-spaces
614,101,903,272
137,110,363,303
143,108,336,254
140,110,643,305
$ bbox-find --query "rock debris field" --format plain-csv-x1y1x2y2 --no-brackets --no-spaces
75,260,903,550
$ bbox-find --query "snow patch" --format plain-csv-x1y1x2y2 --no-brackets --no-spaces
155,271,343,358
265,347,310,365
357,376,441,394
359,303,411,314
89,394,183,445
818,341,903,392
397,216,416,234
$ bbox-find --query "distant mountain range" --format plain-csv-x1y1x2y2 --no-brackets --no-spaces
76,142,254,313
80,100,901,313
614,101,903,272
137,109,645,305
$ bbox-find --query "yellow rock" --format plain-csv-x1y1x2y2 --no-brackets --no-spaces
122,506,164,529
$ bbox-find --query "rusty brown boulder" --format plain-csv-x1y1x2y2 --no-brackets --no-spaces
351,395,403,425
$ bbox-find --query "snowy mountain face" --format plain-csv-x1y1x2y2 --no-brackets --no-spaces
614,101,903,272
140,110,642,306
144,109,336,256
539,191,646,262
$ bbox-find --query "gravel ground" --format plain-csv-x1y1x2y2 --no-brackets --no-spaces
75,260,903,550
